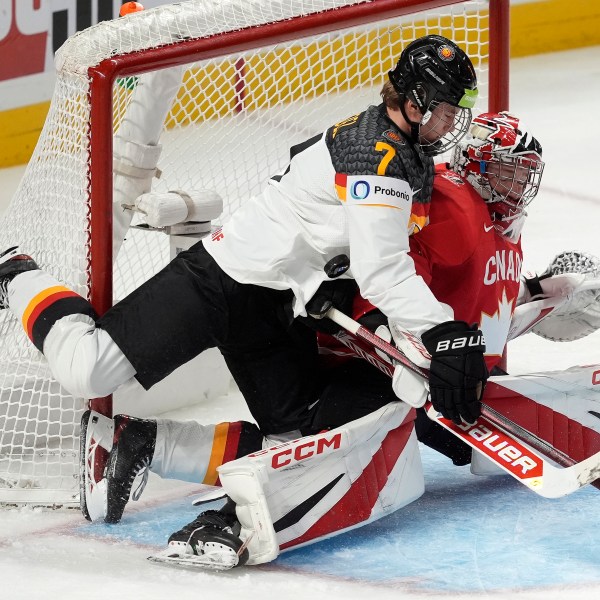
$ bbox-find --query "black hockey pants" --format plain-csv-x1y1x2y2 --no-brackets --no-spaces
97,242,322,434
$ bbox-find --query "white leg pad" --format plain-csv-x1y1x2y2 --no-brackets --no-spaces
218,402,423,565
471,448,506,476
112,66,185,257
217,461,279,565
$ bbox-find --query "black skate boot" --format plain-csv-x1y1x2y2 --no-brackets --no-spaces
105,414,157,524
158,498,249,570
0,246,38,308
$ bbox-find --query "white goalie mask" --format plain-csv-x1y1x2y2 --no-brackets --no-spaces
450,112,544,242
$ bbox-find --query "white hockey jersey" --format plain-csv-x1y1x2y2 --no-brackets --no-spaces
204,105,453,337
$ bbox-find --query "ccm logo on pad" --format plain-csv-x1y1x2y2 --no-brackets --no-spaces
266,433,343,469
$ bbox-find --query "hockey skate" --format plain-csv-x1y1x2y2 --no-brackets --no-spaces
0,246,38,308
148,499,250,571
80,411,157,522
105,414,157,524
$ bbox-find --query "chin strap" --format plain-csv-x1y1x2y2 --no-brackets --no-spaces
398,99,422,144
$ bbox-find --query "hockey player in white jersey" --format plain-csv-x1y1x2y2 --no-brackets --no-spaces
78,114,599,569
0,35,485,434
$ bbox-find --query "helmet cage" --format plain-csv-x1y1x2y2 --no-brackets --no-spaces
480,152,544,213
451,112,544,239
418,100,473,157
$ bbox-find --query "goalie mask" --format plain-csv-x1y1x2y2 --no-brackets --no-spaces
451,112,545,241
389,35,478,156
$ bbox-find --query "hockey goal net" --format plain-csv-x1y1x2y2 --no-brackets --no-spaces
0,0,508,506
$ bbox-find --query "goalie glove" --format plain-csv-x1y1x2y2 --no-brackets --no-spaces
421,321,488,425
525,251,600,341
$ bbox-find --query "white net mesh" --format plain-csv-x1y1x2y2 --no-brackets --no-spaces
0,0,496,505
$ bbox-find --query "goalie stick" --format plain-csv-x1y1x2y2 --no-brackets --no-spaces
324,307,600,498
333,313,599,478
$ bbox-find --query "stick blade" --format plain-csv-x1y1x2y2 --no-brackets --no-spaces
425,402,598,498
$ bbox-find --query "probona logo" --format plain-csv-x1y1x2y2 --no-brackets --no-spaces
374,185,410,200
350,180,370,199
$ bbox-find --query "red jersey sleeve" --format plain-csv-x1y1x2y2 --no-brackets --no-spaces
409,165,483,284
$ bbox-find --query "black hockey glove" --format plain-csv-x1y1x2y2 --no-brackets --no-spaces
421,320,488,426
303,279,359,334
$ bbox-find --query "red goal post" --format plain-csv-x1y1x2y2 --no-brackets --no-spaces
0,0,509,505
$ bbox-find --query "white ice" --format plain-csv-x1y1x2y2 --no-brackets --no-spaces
1,46,600,599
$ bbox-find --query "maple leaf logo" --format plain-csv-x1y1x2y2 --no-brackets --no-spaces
480,289,515,357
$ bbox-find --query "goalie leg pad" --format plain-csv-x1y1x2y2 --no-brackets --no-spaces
215,462,279,566
485,365,600,462
132,189,223,229
470,449,506,476
217,402,424,565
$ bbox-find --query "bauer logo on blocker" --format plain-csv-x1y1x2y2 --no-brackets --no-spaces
350,180,370,200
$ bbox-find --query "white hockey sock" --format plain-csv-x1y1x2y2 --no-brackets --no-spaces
151,419,216,483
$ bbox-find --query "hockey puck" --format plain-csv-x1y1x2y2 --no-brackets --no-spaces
324,254,350,278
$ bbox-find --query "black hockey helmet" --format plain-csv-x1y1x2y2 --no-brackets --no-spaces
389,35,478,112
389,35,478,155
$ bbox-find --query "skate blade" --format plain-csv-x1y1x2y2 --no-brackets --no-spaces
148,542,240,571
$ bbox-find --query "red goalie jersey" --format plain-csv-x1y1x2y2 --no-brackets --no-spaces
346,163,523,371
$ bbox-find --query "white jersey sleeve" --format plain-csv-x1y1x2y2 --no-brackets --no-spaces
338,173,452,334
204,105,452,336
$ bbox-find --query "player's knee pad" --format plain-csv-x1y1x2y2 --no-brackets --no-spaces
44,315,135,398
